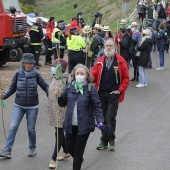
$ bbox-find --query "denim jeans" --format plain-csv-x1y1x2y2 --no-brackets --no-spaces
139,66,148,84
159,51,164,67
5,105,38,152
148,55,152,67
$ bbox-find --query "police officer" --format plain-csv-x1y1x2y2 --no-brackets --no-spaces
29,18,43,68
45,17,55,65
52,20,66,59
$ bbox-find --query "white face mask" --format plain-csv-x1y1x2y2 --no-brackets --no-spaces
131,28,135,32
75,75,85,83
51,67,56,75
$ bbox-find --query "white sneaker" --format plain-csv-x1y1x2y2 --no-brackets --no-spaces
156,67,164,71
136,84,145,88
49,159,56,169
57,152,70,161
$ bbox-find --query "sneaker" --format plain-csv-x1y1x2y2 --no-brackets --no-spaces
136,83,145,88
28,149,36,157
0,148,11,159
156,67,164,71
49,159,56,169
96,142,108,150
57,152,70,161
109,140,116,151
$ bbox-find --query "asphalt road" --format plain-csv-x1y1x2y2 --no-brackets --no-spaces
0,52,170,170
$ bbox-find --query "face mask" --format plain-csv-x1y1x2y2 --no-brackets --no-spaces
75,75,85,83
131,28,135,32
51,67,56,75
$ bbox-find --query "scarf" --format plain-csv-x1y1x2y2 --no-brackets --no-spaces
74,82,83,95
140,35,151,45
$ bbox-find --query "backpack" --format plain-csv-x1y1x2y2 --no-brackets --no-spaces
95,34,105,58
158,7,166,19
15,71,39,87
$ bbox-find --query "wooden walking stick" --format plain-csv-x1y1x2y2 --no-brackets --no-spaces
54,33,64,170
0,79,6,141
117,18,120,54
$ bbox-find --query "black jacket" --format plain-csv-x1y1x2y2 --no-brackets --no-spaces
137,38,152,67
29,23,43,45
119,33,131,59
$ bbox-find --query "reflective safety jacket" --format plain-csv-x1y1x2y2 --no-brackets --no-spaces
29,23,43,46
67,35,86,51
46,21,55,40
52,27,66,47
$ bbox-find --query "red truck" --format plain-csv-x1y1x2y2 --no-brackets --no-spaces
0,0,29,66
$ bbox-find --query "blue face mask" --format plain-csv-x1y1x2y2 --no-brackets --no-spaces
51,67,56,75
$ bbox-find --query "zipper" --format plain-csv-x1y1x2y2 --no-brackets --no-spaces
26,78,28,106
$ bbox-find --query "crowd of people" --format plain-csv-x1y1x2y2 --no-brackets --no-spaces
0,0,170,169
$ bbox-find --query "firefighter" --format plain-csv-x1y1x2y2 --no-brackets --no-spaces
52,20,66,59
29,18,43,68
45,17,55,65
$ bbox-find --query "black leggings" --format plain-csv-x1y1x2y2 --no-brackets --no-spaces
52,127,68,161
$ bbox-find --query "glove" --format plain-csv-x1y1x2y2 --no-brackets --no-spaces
95,123,105,130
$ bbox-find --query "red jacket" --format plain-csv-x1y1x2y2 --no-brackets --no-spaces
166,6,170,17
65,19,81,36
46,21,55,40
91,53,129,102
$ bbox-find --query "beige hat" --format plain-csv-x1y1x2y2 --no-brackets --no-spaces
131,21,138,26
83,25,92,33
93,24,103,30
103,26,111,31
120,19,127,25
142,30,150,35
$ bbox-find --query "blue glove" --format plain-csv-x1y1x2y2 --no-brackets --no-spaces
95,123,105,130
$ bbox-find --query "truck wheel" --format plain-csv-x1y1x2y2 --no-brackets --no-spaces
40,40,48,55
8,48,23,62
0,50,9,66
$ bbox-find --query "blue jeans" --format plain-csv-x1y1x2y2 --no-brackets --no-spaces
139,66,148,84
148,55,152,67
159,51,164,67
5,105,38,152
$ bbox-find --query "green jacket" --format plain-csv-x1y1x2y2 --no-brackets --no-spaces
90,31,105,54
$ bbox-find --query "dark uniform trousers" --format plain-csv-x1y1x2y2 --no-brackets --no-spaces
30,45,41,64
68,50,85,73
45,39,53,63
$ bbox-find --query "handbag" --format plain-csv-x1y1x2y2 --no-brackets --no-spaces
166,35,170,45
135,51,141,57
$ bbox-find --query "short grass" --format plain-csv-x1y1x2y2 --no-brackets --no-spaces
35,0,137,33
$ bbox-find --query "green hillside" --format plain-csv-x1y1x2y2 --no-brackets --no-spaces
36,0,137,33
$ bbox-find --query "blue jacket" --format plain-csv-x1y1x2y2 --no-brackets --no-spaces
157,29,167,52
4,67,49,106
58,82,104,135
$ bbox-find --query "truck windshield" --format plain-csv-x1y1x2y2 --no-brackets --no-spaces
2,0,21,12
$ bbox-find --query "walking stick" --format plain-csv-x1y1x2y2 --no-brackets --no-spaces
0,79,6,141
55,33,64,170
117,18,120,54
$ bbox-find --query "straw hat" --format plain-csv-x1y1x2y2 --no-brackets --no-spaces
120,19,127,25
103,26,111,31
131,21,138,26
83,25,92,33
142,30,150,35
93,24,103,30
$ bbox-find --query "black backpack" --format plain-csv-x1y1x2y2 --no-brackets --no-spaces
158,7,166,19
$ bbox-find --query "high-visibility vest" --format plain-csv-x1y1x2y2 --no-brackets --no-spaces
52,28,64,43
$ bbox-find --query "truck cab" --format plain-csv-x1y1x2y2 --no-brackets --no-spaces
0,0,29,66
